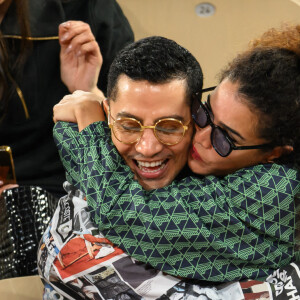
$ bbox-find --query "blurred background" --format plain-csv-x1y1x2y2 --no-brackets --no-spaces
118,0,300,89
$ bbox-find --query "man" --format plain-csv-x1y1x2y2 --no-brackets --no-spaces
54,36,204,190
39,36,209,298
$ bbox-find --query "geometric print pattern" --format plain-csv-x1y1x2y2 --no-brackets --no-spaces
54,121,300,282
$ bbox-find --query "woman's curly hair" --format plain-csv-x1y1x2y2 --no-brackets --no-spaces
249,24,300,56
219,24,300,168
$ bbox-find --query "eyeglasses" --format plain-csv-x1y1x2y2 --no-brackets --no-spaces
191,94,272,157
108,115,190,146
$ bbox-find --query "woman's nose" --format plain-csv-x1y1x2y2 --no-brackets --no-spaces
193,125,212,149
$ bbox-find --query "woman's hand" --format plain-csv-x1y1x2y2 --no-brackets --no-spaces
59,21,103,93
0,180,18,195
53,90,106,131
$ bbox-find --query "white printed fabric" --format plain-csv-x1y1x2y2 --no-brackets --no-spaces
37,182,300,300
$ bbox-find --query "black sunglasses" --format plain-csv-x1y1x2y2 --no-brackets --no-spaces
191,93,272,157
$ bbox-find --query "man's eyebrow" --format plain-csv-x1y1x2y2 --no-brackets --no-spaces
208,95,245,141
116,112,185,123
154,115,185,122
116,112,142,122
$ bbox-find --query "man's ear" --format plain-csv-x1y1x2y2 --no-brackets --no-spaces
103,99,109,115
265,145,294,163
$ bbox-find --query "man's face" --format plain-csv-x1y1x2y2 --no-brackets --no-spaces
106,75,193,190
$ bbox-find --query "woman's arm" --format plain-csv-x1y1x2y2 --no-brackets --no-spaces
53,90,105,132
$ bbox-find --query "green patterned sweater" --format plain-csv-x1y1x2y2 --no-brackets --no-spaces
54,121,300,282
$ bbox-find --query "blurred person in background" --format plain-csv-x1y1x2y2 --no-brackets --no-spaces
0,0,133,198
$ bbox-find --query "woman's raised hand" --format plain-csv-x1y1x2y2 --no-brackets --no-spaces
59,21,103,94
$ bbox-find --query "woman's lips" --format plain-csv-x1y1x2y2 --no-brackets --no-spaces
191,145,202,161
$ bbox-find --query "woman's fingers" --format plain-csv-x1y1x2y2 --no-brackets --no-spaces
0,184,19,195
59,21,94,46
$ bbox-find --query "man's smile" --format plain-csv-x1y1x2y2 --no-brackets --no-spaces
133,159,169,179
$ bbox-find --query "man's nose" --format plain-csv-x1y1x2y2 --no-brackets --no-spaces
135,128,164,156
193,125,212,149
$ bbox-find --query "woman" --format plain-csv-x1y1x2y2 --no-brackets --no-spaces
48,25,300,292
0,0,133,197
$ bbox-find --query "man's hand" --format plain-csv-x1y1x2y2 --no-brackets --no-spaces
59,21,103,93
53,90,106,132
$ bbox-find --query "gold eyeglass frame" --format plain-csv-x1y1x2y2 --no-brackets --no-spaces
108,115,190,146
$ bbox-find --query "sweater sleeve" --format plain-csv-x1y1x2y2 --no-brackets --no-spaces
53,121,82,187
53,121,300,282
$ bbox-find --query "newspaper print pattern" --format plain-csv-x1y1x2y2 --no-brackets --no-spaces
38,183,181,299
53,121,300,281
37,182,300,299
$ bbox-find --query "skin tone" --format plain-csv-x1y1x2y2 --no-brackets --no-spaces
0,180,17,194
188,78,290,176
53,90,105,130
59,21,104,98
54,75,194,190
104,75,193,190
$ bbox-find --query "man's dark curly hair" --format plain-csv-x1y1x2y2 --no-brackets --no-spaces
219,47,300,168
107,36,203,105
